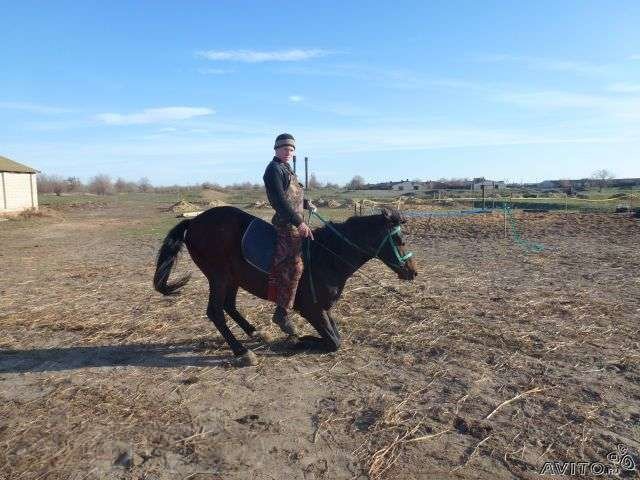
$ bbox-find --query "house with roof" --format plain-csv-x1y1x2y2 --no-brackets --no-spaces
0,155,39,212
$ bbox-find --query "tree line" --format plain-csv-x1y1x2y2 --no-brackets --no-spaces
38,173,368,195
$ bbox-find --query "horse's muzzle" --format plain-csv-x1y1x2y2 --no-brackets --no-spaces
397,269,417,281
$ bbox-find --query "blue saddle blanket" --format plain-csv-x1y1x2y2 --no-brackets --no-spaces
241,217,277,274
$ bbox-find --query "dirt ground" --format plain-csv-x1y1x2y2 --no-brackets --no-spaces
1,197,639,480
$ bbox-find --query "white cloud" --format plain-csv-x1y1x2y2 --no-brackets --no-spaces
95,107,214,125
0,101,72,114
277,63,428,90
197,68,234,75
474,54,609,76
607,82,640,93
285,93,373,116
495,90,640,119
196,48,330,63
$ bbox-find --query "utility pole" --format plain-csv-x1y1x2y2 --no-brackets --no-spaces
293,155,297,173
304,156,309,189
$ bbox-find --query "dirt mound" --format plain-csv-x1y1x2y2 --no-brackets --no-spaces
196,199,227,208
404,196,429,205
200,189,228,202
247,200,271,209
313,198,341,208
169,200,200,213
1,207,63,221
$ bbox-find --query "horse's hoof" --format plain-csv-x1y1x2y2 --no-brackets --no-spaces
295,335,329,351
234,350,258,367
252,329,274,343
274,321,297,337
285,334,300,345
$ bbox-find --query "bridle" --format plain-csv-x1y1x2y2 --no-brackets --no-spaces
310,211,413,268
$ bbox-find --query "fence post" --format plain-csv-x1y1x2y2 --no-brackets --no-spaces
504,206,508,238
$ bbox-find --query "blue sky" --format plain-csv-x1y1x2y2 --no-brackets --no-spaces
2,1,640,185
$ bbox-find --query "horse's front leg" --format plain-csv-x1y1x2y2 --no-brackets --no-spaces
297,306,341,352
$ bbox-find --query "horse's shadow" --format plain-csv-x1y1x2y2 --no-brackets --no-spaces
0,337,307,374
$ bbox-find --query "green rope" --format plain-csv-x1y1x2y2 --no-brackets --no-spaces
503,203,545,253
303,237,318,304
310,210,368,254
304,210,318,304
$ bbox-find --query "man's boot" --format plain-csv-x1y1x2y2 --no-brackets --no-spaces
272,305,297,336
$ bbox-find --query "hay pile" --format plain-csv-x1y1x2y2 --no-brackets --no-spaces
199,199,227,208
403,196,429,205
169,200,200,213
247,200,271,209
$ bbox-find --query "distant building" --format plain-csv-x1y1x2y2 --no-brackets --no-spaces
391,180,429,192
472,178,505,191
0,155,39,213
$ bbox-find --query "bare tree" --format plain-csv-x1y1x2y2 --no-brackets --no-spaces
65,177,83,193
202,182,224,191
38,174,66,195
114,177,128,193
308,173,321,189
88,174,113,195
138,177,152,193
591,169,614,192
347,175,365,190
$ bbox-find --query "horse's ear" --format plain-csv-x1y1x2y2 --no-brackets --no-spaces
381,207,403,225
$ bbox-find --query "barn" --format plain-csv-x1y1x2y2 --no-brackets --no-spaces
0,155,39,213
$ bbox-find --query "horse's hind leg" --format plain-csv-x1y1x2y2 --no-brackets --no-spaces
206,281,257,366
223,286,273,342
223,286,256,335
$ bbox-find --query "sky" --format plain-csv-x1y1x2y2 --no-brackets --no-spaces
2,0,640,185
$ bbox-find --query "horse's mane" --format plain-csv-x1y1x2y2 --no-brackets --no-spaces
309,209,402,274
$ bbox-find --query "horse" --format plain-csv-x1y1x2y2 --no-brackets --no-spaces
153,206,417,366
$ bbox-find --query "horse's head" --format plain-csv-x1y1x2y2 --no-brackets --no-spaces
372,207,417,281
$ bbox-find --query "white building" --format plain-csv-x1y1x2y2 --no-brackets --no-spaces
472,179,505,191
0,155,39,213
391,181,428,192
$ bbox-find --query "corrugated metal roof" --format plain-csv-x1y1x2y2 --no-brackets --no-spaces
0,155,38,173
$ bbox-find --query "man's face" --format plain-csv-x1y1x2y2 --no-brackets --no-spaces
275,145,294,162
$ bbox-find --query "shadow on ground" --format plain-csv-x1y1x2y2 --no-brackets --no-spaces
0,337,329,374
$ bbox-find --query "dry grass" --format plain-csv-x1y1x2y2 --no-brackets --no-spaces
1,200,639,479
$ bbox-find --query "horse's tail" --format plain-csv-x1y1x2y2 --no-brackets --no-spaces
153,219,192,296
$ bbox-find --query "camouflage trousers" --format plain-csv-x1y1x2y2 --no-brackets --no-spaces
267,224,304,310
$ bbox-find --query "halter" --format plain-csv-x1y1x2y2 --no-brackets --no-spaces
373,225,414,267
310,211,413,268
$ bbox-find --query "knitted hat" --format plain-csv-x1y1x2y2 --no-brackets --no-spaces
274,133,295,150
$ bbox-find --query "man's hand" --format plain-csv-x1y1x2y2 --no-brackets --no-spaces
298,222,314,240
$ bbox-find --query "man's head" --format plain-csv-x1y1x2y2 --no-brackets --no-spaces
274,133,295,162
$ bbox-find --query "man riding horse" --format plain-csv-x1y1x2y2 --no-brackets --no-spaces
263,133,315,337
153,135,417,366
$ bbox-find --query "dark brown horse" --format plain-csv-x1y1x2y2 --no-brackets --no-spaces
153,206,417,366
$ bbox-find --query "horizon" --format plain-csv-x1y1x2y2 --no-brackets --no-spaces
3,1,640,186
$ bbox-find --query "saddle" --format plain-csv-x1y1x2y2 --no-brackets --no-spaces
241,217,277,274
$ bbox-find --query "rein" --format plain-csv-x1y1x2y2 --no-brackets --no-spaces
309,210,413,268
303,210,414,305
